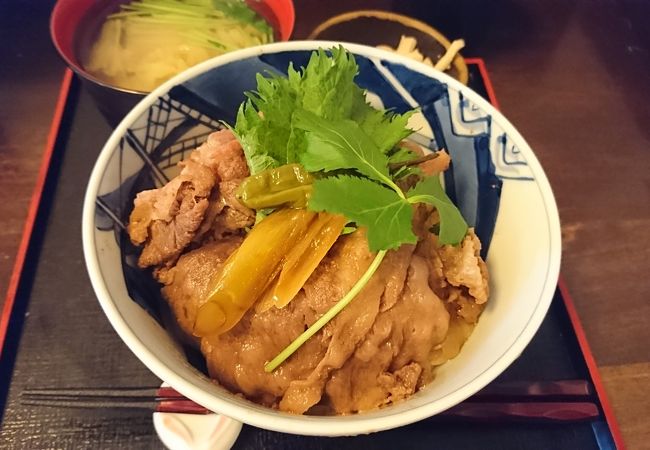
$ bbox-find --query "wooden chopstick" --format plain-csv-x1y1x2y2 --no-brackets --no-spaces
20,380,600,422
21,380,594,402
472,379,593,400
20,397,211,415
439,401,599,422
21,386,184,401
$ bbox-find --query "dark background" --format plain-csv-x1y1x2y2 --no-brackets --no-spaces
1,0,649,447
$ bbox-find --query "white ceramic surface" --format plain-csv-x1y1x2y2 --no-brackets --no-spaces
154,381,243,450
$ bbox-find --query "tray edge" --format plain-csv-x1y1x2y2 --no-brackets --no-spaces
0,68,74,358
0,63,625,449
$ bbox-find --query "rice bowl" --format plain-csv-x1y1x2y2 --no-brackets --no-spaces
82,41,561,436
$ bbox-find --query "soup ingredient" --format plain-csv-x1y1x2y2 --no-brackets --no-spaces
236,163,314,209
194,208,316,336
85,0,273,92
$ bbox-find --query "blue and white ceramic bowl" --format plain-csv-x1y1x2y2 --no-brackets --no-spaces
82,41,561,436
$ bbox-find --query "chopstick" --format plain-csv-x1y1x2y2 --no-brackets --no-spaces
438,401,599,422
21,386,212,415
472,379,593,400
21,380,600,422
20,397,210,415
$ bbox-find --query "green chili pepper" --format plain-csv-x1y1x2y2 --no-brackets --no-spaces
236,163,314,209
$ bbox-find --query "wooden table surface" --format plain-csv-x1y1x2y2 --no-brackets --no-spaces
1,0,648,448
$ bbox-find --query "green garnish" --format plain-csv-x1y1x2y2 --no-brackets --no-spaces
234,47,413,174
232,47,469,372
295,110,404,197
309,176,415,251
107,0,273,50
406,176,469,245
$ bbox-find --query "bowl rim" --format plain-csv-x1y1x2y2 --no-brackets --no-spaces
82,40,561,436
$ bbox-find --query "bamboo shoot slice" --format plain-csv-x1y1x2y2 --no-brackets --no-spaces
193,209,316,336
255,274,280,314
272,213,347,308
